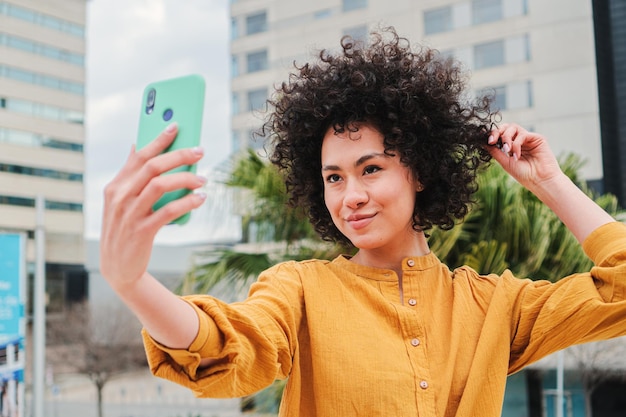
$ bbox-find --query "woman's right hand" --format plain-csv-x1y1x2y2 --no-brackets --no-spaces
99,123,207,293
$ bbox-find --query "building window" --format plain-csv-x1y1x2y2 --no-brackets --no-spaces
246,11,267,35
231,17,239,40
247,88,268,112
473,40,505,69
0,163,83,182
0,128,83,152
315,9,332,19
43,264,88,313
231,54,239,77
45,200,83,212
0,195,82,212
342,0,367,12
506,80,533,110
248,129,264,150
0,2,85,38
491,85,506,110
232,92,240,115
0,65,84,95
472,0,502,25
0,33,84,66
0,195,34,208
424,6,453,35
478,85,506,110
232,130,241,153
1,97,84,124
343,25,368,45
246,50,268,73
478,80,533,111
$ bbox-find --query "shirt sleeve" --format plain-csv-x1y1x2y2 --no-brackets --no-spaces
141,261,304,398
508,221,626,372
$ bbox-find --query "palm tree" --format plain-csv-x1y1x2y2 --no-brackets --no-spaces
428,153,624,280
182,149,343,295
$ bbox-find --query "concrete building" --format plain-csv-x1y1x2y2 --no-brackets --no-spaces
230,0,623,192
0,0,88,312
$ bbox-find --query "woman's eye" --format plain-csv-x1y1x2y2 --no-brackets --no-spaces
326,174,341,183
363,165,381,175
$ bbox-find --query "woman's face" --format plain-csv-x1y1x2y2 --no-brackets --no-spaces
321,124,422,253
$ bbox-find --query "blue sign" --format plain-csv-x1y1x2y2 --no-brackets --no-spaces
0,234,24,340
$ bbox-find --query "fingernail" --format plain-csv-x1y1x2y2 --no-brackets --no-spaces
502,143,511,154
513,152,519,161
488,135,495,145
192,147,204,155
195,192,207,201
165,122,178,133
197,175,207,184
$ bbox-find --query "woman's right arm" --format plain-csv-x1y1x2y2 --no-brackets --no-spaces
99,123,207,349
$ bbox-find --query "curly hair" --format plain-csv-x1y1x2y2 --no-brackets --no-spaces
264,27,498,246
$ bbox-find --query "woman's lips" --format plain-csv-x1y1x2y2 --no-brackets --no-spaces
345,213,375,230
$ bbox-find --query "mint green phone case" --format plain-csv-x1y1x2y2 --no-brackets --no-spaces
136,74,206,224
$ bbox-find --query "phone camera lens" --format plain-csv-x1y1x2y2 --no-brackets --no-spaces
163,108,173,121
145,88,156,115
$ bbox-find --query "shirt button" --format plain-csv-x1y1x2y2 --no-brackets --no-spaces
420,380,429,389
411,338,420,346
408,298,417,306
407,259,415,267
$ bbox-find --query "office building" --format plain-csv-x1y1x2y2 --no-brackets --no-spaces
230,0,616,191
593,0,626,205
0,0,88,312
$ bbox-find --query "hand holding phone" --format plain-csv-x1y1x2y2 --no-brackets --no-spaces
136,74,206,224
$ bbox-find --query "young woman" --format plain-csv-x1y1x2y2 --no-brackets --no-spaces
100,29,626,416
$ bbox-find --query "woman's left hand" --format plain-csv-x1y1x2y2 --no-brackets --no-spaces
486,123,562,190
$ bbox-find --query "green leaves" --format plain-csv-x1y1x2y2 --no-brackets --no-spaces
429,153,624,280
181,150,340,295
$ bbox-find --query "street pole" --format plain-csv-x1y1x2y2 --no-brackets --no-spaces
33,195,46,417
556,349,564,417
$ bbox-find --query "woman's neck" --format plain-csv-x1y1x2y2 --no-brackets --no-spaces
349,233,430,277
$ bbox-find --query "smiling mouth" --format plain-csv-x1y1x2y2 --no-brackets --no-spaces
345,213,375,230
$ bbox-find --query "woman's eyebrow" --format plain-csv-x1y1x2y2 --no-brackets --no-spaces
322,152,387,171
354,152,387,167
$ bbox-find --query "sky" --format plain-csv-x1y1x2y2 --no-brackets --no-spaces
85,0,239,244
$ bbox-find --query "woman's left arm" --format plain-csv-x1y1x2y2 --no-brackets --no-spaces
487,123,616,243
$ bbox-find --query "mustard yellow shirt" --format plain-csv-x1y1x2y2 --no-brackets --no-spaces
143,222,626,417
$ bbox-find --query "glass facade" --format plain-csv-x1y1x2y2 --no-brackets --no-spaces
0,33,84,66
0,97,84,124
0,64,84,95
0,127,83,152
0,195,83,212
0,1,85,38
0,163,83,182
424,0,527,35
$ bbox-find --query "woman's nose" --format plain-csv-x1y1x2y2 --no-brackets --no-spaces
344,181,368,209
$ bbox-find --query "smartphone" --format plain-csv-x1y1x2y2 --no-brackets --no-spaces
136,74,206,224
